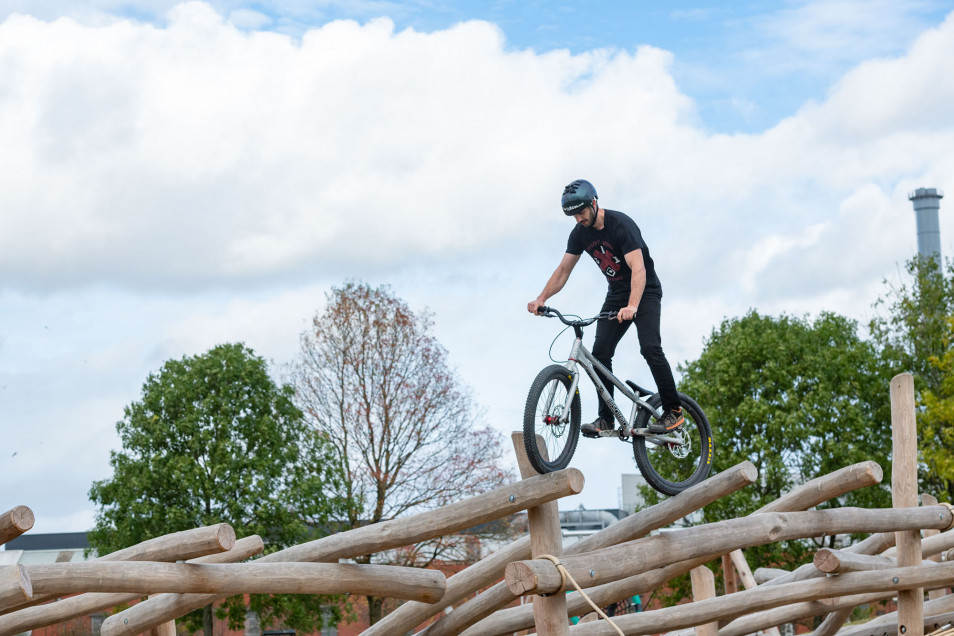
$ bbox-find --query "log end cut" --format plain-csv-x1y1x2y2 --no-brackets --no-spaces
11,506,35,533
504,562,540,596
814,548,839,573
566,468,585,494
215,524,237,552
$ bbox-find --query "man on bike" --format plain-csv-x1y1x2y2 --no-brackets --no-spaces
527,179,683,438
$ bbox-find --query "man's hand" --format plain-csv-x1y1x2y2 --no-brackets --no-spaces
617,306,637,322
527,300,546,315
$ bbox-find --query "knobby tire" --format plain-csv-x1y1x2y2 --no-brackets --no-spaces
632,392,713,496
523,364,581,474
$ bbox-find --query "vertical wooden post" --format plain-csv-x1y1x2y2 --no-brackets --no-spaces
690,565,718,636
729,550,782,636
512,433,568,636
921,494,948,601
149,620,176,636
147,597,176,636
721,554,737,595
891,373,923,636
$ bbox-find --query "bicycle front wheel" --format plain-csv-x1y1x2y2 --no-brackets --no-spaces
523,364,581,474
632,393,713,496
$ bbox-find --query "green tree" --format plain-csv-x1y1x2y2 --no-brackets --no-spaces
289,281,514,625
870,256,954,500
920,318,954,501
870,256,954,392
658,311,892,601
89,343,347,636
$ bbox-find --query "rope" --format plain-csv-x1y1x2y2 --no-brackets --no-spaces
538,554,625,636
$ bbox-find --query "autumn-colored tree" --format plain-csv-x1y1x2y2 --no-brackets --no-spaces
289,281,513,624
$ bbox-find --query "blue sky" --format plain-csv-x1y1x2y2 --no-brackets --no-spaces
62,0,954,132
2,0,954,531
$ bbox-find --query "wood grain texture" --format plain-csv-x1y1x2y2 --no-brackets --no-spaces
0,536,263,636
507,507,952,596
0,507,34,547
428,461,758,636
892,372,924,636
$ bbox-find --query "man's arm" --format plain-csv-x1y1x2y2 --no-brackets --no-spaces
616,249,646,322
527,252,581,314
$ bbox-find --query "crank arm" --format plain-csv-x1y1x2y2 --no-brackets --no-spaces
633,428,686,446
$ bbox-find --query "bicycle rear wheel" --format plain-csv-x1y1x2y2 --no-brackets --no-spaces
632,393,713,496
523,364,581,474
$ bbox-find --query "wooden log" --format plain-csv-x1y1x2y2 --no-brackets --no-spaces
363,535,532,636
424,461,758,636
754,567,790,584
756,461,884,514
0,568,31,613
29,561,445,601
716,591,889,636
813,548,937,574
835,592,954,636
278,467,583,563
0,507,34,547
762,524,954,632
482,523,932,636
99,523,236,562
99,468,583,636
506,507,952,596
1,522,239,617
704,464,893,599
512,433,567,636
921,494,949,602
892,372,924,636
465,461,892,636
727,549,757,590
690,566,717,636
148,618,176,636
762,528,901,589
811,531,954,635
728,549,782,636
719,460,884,605
465,554,720,636
721,553,737,594
0,536,264,636
885,527,954,559
565,562,954,635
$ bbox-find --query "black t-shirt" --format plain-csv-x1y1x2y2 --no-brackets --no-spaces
566,209,662,302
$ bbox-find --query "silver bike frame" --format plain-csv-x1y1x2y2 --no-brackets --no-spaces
557,335,682,444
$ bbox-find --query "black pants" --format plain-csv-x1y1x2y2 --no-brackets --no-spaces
592,294,680,421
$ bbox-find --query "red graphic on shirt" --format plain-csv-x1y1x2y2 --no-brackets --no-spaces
590,244,622,278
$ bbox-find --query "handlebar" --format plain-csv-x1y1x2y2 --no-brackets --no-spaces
537,306,619,326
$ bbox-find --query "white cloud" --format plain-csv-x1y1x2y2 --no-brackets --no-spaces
751,0,943,72
227,8,271,29
0,6,698,291
3,3,954,525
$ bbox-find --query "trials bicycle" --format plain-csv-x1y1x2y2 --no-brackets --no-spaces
524,307,713,496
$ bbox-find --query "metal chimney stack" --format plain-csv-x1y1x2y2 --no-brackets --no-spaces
909,187,944,260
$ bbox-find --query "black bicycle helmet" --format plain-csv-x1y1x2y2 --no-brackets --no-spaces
561,179,597,215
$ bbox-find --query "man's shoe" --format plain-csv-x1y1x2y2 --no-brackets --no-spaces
648,408,684,434
581,417,614,438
